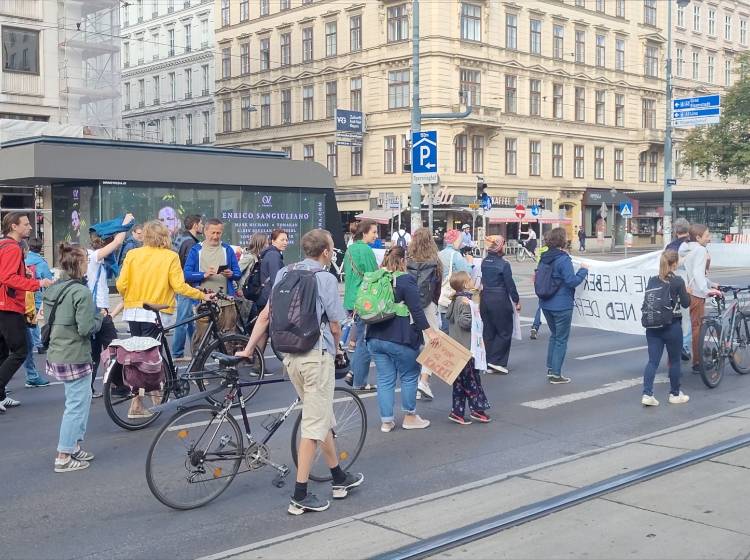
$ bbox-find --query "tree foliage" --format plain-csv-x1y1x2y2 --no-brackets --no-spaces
681,54,750,181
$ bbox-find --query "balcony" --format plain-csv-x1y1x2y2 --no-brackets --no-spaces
185,45,192,53
152,11,158,18
138,58,144,65
168,6,174,14
124,61,130,68
184,0,190,7
168,49,175,57
202,41,209,49
138,16,143,23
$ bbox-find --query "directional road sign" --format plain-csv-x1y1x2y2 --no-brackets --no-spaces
515,204,526,220
672,95,721,127
412,131,438,184
619,202,632,218
530,205,540,217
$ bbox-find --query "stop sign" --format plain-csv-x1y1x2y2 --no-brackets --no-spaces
515,204,526,220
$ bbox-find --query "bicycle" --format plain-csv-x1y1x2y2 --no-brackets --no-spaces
697,285,750,388
515,240,537,263
145,353,367,510
103,294,265,431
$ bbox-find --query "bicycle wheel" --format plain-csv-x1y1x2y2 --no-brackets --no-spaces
730,316,750,374
146,405,243,510
103,361,167,431
699,320,724,388
291,387,367,482
193,334,264,406
515,249,526,263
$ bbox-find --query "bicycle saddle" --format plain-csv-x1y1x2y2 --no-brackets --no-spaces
210,352,245,367
143,303,170,312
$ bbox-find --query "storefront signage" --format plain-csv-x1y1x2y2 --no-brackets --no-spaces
421,185,454,206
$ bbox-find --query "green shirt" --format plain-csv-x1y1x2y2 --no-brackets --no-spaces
343,241,379,310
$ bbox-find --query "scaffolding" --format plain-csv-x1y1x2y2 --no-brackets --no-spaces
57,0,121,139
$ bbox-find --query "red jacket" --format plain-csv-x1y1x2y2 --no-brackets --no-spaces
0,238,40,314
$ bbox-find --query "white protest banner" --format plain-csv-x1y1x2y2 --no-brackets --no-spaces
569,251,660,335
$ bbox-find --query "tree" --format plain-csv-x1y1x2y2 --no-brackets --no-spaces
681,54,750,181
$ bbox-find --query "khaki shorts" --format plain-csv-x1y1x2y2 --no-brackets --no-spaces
283,349,335,442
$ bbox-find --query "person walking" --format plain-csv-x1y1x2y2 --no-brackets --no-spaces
577,226,586,252
480,236,520,375
256,229,288,310
680,224,721,375
20,240,50,387
25,237,53,355
530,232,550,340
665,217,692,362
342,220,379,392
406,227,442,401
641,250,691,407
117,224,143,266
446,271,490,425
366,246,433,432
0,213,52,413
438,229,473,332
538,228,588,384
172,215,203,359
44,243,98,472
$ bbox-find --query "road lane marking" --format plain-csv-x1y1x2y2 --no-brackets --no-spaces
520,375,667,410
575,346,648,360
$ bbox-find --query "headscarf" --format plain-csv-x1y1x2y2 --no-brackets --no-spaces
485,235,506,254
444,229,460,245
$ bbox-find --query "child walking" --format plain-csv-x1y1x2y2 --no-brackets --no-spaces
445,271,490,425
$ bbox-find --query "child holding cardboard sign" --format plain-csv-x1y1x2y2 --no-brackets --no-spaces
445,272,490,425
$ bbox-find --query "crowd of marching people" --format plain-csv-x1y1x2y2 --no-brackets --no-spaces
0,208,727,513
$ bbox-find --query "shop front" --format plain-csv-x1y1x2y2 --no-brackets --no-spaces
583,188,633,246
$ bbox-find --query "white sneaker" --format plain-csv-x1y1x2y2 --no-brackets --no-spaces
668,392,690,405
402,415,430,430
417,380,433,401
641,394,659,407
487,364,509,374
1,397,20,408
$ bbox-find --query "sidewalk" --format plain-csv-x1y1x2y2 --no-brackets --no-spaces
201,406,750,560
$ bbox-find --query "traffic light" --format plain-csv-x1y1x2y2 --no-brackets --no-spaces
476,181,487,200
538,198,545,209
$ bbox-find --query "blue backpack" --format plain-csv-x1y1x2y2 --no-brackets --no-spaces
534,259,561,300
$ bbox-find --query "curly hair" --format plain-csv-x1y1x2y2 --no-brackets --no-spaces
407,227,442,277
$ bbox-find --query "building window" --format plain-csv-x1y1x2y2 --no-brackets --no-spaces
596,0,605,13
693,5,701,33
649,151,658,182
615,93,625,127
505,75,517,114
201,64,209,96
553,83,563,119
168,72,175,101
152,31,159,59
575,30,585,63
505,138,517,175
692,51,700,79
168,29,175,56
553,25,564,60
552,143,563,177
402,134,411,171
281,0,291,10
639,154,649,184
280,33,291,67
184,24,192,53
677,4,685,27
302,85,314,121
325,81,337,118
260,38,270,71
201,19,209,48
260,0,269,16
137,34,144,63
241,96,252,129
461,3,481,42
138,79,145,107
303,144,315,162
325,21,337,57
574,145,584,179
708,9,716,35
725,59,733,86
644,45,658,77
726,15,733,41
595,90,605,124
644,0,657,26
240,43,250,75
350,15,362,52
529,79,541,116
676,47,684,76
351,146,363,176
124,41,130,67
240,0,249,21
327,142,338,177
505,13,518,50
594,147,604,179
387,4,409,43
455,134,467,173
202,111,210,143
575,0,585,6
530,19,541,54
302,27,313,62
388,69,410,109
281,89,291,124
529,140,541,176
614,148,624,181
574,87,585,122
153,76,160,104
460,69,481,107
471,135,484,174
260,93,271,127
221,0,230,26
124,82,131,109
384,136,396,173
741,19,747,46
596,34,605,67
222,100,232,133
350,77,362,112
642,98,656,128
615,38,625,71
221,48,231,79
707,55,715,83
185,69,192,98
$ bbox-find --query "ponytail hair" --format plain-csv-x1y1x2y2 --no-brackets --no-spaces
58,242,87,279
659,249,679,281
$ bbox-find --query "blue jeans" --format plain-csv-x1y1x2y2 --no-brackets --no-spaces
439,312,449,334
24,327,43,382
351,315,372,388
29,323,41,349
172,295,196,358
682,314,692,354
643,320,683,397
366,338,420,422
532,305,542,331
542,308,574,376
58,373,93,454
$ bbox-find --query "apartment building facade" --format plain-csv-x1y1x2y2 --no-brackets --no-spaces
121,0,216,145
213,0,750,244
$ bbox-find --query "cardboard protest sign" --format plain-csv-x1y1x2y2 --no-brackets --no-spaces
417,329,472,385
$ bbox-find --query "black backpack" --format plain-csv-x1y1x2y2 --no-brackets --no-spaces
241,260,263,301
396,232,408,249
269,266,323,353
407,260,437,309
534,259,561,300
641,276,676,329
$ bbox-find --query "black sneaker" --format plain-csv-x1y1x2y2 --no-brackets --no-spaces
692,364,701,375
332,472,364,499
681,350,691,362
288,493,330,515
549,375,571,384
530,328,538,340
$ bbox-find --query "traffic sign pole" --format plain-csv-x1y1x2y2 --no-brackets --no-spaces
409,0,422,233
663,0,674,243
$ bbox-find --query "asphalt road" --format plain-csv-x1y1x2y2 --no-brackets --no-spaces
3,265,750,560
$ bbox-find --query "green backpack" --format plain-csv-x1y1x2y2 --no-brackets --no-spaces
354,269,410,324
